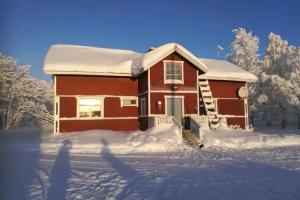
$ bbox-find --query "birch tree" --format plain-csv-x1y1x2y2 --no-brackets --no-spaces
0,53,53,130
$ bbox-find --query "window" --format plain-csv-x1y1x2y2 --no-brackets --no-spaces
78,98,103,118
140,97,146,115
164,61,184,84
121,97,138,107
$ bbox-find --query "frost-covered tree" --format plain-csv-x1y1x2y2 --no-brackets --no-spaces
0,53,53,130
263,33,300,128
228,28,261,74
228,29,300,129
227,28,262,126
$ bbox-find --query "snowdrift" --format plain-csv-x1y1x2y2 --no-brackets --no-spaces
40,124,182,154
202,127,300,149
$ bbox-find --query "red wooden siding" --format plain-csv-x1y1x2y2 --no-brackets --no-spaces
150,93,198,115
227,117,246,129
209,80,245,98
56,75,138,96
138,71,148,94
60,119,138,132
60,97,77,118
104,97,138,117
150,52,200,91
217,99,245,116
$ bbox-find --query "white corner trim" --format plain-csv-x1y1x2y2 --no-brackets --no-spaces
148,69,151,115
53,75,60,134
196,70,200,115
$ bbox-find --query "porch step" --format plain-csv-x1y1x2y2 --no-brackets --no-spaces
182,129,199,147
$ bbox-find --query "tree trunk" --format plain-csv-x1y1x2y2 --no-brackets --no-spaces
281,119,287,129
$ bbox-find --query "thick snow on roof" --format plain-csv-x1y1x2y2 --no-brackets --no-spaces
198,58,257,82
134,43,207,74
44,45,142,76
44,43,207,76
44,43,256,82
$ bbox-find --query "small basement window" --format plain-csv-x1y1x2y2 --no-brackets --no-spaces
121,97,138,107
78,98,103,118
164,61,184,84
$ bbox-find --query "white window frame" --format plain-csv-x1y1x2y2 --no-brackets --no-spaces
163,60,184,84
77,97,104,119
120,96,138,107
140,97,147,115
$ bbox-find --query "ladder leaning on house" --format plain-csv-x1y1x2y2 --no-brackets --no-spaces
199,78,220,129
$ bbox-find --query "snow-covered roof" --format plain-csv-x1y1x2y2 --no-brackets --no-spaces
44,45,142,76
44,43,256,82
134,43,208,73
44,43,207,76
198,58,257,82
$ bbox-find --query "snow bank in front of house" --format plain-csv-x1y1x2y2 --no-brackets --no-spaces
40,124,182,154
201,127,300,149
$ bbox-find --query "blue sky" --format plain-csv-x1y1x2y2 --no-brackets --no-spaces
1,0,300,80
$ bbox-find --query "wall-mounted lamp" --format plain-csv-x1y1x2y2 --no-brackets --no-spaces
157,101,162,111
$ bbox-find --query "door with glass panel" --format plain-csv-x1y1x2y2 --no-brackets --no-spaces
166,97,183,125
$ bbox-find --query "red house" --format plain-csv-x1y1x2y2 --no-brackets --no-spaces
44,43,256,133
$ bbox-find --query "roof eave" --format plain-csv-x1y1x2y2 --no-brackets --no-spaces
199,75,257,82
176,48,208,73
44,70,133,77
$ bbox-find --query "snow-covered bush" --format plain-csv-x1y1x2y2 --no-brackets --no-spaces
0,53,53,130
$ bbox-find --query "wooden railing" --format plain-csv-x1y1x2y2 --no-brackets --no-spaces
154,116,173,125
190,114,209,127
148,116,182,144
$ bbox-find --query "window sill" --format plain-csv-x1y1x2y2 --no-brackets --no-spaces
164,80,184,84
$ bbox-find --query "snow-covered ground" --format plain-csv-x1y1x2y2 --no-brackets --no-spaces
0,126,300,200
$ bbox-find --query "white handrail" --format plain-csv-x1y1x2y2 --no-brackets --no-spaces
190,114,209,127
171,116,183,144
154,116,173,125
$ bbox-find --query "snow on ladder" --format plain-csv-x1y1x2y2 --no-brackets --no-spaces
199,77,220,129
